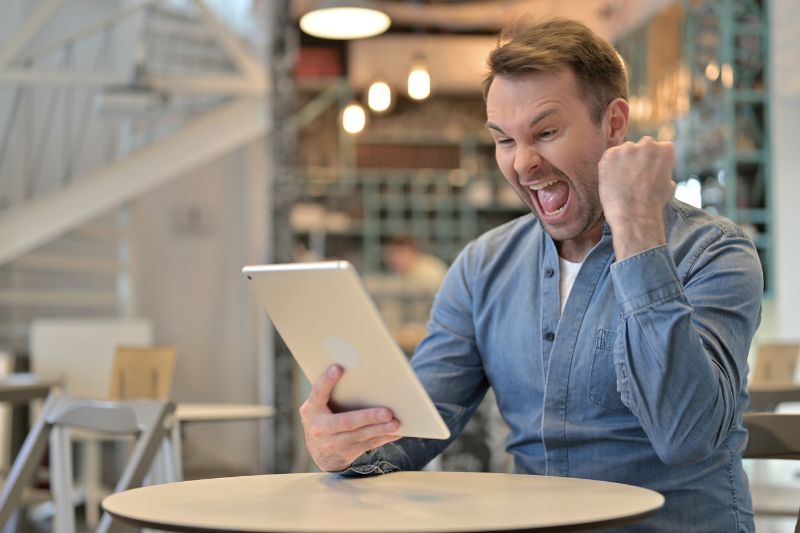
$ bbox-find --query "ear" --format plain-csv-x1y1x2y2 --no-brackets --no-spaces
603,98,629,146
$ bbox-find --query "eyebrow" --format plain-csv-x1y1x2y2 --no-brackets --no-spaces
485,108,558,134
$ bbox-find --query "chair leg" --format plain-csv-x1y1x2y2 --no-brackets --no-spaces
2,508,22,533
82,439,103,528
169,420,183,482
49,427,75,533
145,437,176,485
0,397,53,529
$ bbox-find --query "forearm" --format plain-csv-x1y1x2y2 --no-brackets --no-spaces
346,249,488,475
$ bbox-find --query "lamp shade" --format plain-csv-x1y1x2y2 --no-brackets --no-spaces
300,0,391,40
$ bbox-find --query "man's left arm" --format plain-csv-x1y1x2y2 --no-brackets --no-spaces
599,137,763,466
609,232,762,466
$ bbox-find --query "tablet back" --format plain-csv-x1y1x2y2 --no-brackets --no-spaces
243,261,449,440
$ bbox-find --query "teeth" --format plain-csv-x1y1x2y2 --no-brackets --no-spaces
529,180,557,191
544,205,565,217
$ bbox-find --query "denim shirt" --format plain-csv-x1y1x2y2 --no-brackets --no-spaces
348,199,763,532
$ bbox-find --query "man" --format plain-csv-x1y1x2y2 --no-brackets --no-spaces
383,234,448,291
300,18,762,532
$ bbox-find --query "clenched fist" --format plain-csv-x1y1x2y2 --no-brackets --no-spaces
598,137,676,261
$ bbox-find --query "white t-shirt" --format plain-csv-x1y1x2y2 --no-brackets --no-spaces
559,257,583,314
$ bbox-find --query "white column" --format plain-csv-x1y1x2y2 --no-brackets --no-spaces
771,1,800,340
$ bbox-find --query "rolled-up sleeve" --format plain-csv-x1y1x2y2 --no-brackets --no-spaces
609,229,762,466
345,242,489,475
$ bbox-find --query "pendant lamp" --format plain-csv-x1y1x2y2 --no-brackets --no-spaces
300,0,391,40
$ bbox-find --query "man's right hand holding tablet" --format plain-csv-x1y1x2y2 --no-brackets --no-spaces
299,364,403,472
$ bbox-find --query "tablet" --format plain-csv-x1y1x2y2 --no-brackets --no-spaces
242,261,450,440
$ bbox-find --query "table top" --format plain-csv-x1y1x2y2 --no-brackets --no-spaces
174,403,276,422
0,373,59,403
103,471,664,533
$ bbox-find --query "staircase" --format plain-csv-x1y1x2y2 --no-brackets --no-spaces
0,0,270,352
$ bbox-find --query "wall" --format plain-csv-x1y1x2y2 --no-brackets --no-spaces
769,0,800,341
132,138,270,475
1,0,275,473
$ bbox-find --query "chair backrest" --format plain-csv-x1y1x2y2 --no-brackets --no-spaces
743,412,800,531
0,393,175,533
108,345,177,401
752,343,800,386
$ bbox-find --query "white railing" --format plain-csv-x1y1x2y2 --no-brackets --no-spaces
0,0,267,218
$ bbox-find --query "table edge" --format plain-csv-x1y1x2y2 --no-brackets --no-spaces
106,506,662,533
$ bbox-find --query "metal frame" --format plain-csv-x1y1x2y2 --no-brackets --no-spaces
682,0,772,294
0,394,175,533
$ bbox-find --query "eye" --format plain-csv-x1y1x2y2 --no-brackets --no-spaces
495,137,514,146
539,129,557,140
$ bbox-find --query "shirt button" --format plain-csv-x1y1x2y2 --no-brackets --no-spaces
544,268,554,278
544,332,555,341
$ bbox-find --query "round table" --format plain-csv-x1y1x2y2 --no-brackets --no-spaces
103,471,664,532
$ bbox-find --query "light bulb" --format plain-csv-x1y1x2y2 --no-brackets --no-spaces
407,61,431,100
367,81,392,112
341,102,367,134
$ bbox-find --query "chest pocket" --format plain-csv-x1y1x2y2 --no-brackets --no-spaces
589,328,631,414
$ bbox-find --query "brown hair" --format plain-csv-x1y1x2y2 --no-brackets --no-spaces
483,17,628,124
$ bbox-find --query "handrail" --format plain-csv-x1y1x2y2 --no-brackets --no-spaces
0,0,63,65
21,0,157,64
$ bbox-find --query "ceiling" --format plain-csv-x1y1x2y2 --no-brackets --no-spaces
291,0,679,41
292,0,680,94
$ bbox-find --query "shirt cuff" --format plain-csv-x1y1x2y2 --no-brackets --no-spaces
338,449,400,477
340,460,400,476
610,244,683,318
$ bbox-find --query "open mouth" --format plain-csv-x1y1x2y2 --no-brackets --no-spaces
529,179,570,218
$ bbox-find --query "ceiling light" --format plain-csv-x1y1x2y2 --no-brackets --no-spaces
300,0,391,40
367,80,393,113
341,102,367,134
407,59,431,100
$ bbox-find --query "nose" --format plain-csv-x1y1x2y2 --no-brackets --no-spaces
514,144,542,179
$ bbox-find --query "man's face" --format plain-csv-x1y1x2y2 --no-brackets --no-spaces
485,69,610,255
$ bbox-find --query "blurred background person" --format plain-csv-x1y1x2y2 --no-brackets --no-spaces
383,234,448,291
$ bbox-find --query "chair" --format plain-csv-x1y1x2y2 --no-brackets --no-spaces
752,343,800,385
743,412,800,532
108,346,177,401
749,342,800,411
0,393,174,533
107,346,274,483
107,346,179,484
78,345,178,524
